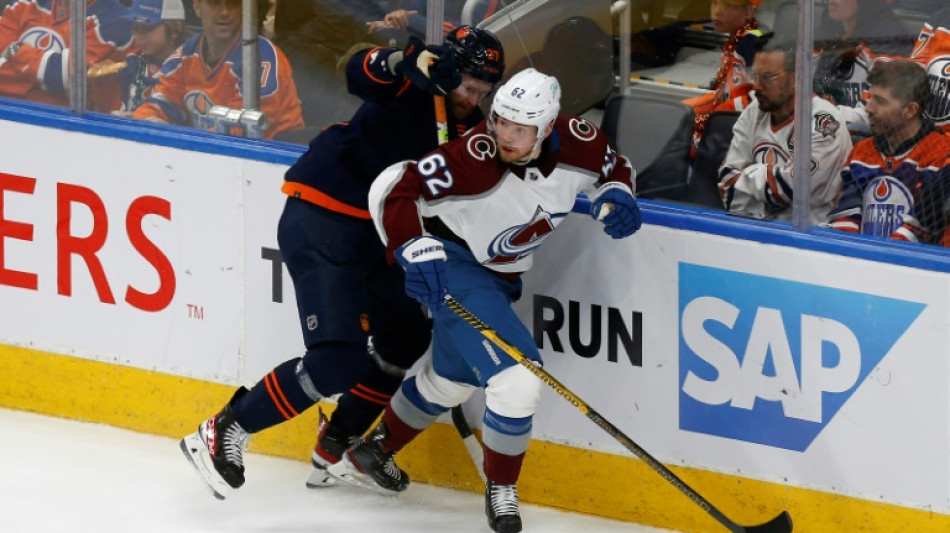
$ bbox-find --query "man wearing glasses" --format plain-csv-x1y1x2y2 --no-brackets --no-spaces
718,42,853,225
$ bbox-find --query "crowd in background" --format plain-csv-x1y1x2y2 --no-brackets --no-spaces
1,0,949,246
0,0,501,140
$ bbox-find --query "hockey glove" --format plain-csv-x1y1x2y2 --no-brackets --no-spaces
394,36,461,96
591,183,642,239
395,236,448,307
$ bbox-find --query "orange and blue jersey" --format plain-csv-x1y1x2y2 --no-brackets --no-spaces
133,32,303,140
829,125,950,245
0,0,132,108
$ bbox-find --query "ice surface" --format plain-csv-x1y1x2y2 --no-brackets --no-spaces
0,408,679,533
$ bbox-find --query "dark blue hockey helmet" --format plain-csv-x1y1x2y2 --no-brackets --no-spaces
445,26,505,85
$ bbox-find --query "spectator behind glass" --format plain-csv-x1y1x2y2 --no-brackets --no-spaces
682,0,766,153
812,0,916,122
816,0,913,53
86,0,190,116
133,0,304,140
910,7,950,134
0,0,133,110
828,60,950,246
719,43,853,225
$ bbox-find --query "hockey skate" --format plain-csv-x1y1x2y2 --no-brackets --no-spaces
304,408,350,488
485,481,522,533
326,423,409,496
179,387,250,500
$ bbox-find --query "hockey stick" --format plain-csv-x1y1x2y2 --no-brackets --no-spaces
451,404,487,484
434,92,487,481
442,293,793,533
434,94,450,146
424,56,487,482
434,92,487,484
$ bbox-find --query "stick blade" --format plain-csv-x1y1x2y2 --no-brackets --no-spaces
743,511,793,533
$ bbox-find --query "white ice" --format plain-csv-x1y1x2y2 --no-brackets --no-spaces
0,407,679,533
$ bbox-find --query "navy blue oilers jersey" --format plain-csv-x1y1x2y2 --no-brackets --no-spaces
282,45,484,219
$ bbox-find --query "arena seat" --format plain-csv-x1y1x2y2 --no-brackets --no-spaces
601,94,695,202
685,110,741,209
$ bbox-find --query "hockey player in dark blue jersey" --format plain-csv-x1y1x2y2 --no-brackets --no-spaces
179,25,505,499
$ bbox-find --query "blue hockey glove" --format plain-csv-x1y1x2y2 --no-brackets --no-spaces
590,183,642,239
395,236,448,307
395,36,461,96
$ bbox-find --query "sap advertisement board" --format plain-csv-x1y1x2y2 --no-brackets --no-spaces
0,119,948,512
517,217,949,510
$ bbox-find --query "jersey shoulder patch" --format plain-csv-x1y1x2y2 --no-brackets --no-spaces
551,115,610,171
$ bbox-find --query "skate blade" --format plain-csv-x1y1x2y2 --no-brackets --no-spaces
326,454,402,497
179,433,232,501
305,462,338,489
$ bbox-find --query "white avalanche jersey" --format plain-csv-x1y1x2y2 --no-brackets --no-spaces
718,96,852,225
369,116,635,274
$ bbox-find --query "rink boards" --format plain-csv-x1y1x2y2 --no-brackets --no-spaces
1,107,950,532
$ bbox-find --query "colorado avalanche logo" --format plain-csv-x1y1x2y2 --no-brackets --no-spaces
466,133,496,161
861,175,913,238
814,112,840,139
925,57,950,123
20,27,66,53
484,205,556,265
568,118,596,141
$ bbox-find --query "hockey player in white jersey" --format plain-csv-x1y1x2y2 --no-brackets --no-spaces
326,68,641,533
719,42,853,225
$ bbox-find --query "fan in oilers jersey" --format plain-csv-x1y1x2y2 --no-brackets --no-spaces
179,26,506,499
132,0,303,140
828,60,950,246
0,0,133,110
910,6,950,134
107,0,189,116
326,68,641,533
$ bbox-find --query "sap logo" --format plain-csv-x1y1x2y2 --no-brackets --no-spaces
533,294,642,366
678,263,925,452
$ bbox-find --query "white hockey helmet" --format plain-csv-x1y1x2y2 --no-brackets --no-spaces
489,68,561,157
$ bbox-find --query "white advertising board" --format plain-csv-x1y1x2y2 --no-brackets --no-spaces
0,120,244,381
241,159,312,381
515,215,949,510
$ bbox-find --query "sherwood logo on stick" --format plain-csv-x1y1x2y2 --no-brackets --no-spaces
677,263,925,452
